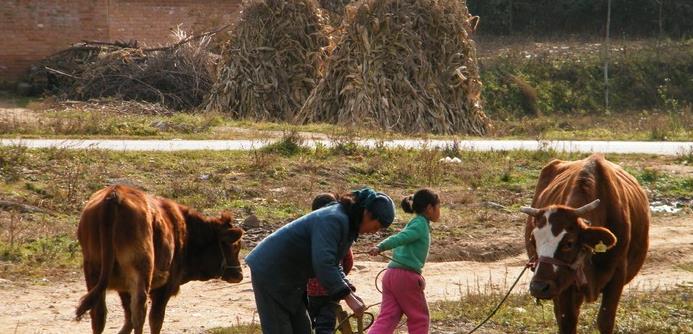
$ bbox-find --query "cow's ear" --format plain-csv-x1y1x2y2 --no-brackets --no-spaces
220,211,234,226
223,227,243,243
580,226,617,252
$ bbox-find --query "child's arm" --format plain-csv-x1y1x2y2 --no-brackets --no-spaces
341,248,354,275
377,217,427,251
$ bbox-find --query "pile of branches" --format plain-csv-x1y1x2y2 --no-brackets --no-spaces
205,0,331,121
27,29,218,110
297,0,489,135
53,99,174,116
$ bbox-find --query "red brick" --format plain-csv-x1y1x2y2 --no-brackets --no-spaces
1,0,241,82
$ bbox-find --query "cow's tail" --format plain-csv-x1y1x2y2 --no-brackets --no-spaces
75,188,119,320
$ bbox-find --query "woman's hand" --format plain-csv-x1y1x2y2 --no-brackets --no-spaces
344,292,365,317
368,246,381,256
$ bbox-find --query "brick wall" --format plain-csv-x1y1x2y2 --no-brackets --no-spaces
108,0,240,46
0,0,241,86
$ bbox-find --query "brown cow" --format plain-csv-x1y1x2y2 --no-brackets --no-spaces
521,154,649,334
75,184,244,334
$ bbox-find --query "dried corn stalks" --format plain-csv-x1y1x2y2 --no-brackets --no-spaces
205,0,331,121
297,0,489,134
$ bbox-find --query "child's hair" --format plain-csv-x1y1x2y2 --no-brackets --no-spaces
311,192,337,211
401,188,440,214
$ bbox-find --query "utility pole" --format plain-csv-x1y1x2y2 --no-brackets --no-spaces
604,0,612,113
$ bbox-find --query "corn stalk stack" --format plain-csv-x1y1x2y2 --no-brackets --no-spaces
205,0,331,121
297,0,489,135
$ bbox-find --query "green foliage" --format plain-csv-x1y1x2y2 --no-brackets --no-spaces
481,41,693,119
208,324,261,334
2,147,692,279
631,167,693,198
441,141,462,158
639,168,661,184
212,287,692,333
676,146,693,164
261,131,308,156
0,145,29,183
0,234,80,267
467,0,693,37
430,287,692,333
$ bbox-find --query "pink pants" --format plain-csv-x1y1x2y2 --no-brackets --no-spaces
368,268,429,334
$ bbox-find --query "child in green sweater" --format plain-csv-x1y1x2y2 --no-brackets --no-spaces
367,188,440,334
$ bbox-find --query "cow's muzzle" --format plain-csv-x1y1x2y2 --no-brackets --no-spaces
221,267,243,283
529,280,555,299
527,250,591,299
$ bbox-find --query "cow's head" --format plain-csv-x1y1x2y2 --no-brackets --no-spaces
215,212,244,283
520,199,616,299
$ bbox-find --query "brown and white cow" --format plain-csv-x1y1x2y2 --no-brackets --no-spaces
75,184,244,334
521,154,649,334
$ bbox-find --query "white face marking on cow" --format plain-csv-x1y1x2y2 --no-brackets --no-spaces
532,209,566,272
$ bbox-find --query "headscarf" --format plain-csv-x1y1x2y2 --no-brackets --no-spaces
352,187,395,228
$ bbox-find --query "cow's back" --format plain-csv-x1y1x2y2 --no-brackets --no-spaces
601,158,649,283
531,154,649,283
78,185,177,291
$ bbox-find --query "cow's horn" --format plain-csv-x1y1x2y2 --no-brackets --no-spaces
574,199,600,216
520,206,541,217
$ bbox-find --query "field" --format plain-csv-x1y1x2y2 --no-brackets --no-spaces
1,32,692,334
0,137,691,333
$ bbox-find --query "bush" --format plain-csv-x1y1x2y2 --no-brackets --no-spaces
480,41,693,118
467,0,693,38
0,145,28,183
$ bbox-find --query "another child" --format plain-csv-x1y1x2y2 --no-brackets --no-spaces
306,193,355,334
367,188,440,334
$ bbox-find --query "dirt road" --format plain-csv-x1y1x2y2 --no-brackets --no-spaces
1,216,691,334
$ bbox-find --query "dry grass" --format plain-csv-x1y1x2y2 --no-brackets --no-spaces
1,145,690,278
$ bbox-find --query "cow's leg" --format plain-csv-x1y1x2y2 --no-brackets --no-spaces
129,260,153,334
148,286,173,334
553,285,584,334
597,272,626,334
117,292,134,334
84,261,107,334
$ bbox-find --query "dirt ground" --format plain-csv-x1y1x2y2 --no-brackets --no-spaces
0,214,690,334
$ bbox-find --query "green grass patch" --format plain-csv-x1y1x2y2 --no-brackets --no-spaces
629,167,693,199
0,145,29,182
481,40,693,118
207,287,692,333
261,131,309,156
676,262,693,273
0,147,690,277
0,234,81,277
431,287,692,333
208,323,262,334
